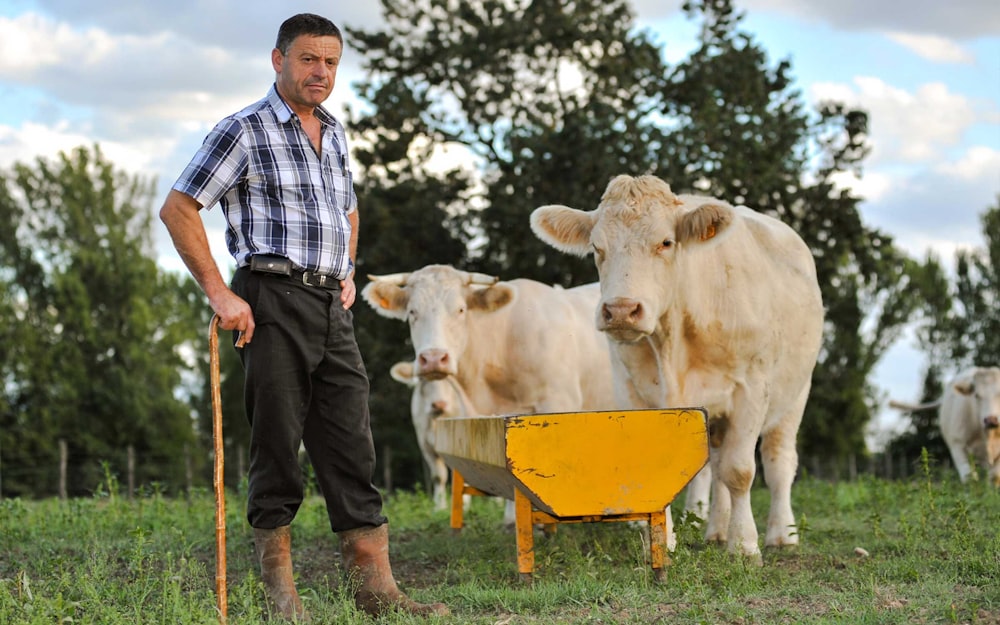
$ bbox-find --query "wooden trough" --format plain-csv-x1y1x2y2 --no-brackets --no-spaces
433,408,709,581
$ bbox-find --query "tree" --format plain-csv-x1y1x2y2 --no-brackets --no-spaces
348,0,672,285
0,146,205,497
926,198,1000,366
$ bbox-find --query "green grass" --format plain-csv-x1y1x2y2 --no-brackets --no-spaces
2,468,1000,624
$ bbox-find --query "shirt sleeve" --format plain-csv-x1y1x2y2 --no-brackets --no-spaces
172,117,248,211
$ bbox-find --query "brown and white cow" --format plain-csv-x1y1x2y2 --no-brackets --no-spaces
530,175,824,561
889,366,1000,486
389,361,475,510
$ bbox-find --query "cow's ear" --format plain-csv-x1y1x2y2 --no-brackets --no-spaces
389,361,417,386
361,280,409,320
467,283,516,312
530,205,596,257
676,202,734,245
954,380,975,395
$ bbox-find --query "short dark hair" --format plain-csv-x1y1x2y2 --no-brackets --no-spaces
275,13,342,54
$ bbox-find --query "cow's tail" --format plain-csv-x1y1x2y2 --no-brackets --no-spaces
887,398,942,412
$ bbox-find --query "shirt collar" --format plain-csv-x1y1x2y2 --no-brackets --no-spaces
267,83,337,128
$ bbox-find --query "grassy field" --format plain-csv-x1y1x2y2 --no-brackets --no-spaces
2,461,1000,624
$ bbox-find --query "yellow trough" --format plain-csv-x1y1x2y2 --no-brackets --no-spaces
433,408,709,581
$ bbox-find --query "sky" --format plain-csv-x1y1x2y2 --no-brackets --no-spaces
1,0,998,448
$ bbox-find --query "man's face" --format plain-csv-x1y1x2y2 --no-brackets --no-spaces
272,34,342,112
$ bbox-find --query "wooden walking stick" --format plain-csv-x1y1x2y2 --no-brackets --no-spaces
209,315,246,624
209,314,228,624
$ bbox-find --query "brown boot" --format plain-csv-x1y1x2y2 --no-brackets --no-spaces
339,524,449,617
253,526,309,622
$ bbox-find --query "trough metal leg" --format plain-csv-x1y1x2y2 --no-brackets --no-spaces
450,469,465,533
514,488,535,583
649,509,670,581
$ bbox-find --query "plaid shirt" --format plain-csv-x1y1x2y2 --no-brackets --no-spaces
173,84,357,279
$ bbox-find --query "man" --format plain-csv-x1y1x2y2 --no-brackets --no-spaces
159,13,448,621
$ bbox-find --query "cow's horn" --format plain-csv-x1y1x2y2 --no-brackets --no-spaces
367,272,411,286
466,272,499,286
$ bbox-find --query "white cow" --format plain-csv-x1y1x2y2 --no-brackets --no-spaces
889,366,1000,486
530,174,824,562
389,361,474,510
363,265,618,417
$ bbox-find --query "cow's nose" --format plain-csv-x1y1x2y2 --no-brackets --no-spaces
430,400,448,416
984,416,999,430
602,298,643,326
418,349,450,376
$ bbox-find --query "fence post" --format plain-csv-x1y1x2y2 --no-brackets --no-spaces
184,445,194,497
382,445,393,493
237,447,246,490
127,445,136,499
59,439,68,500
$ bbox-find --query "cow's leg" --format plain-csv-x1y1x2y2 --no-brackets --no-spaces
946,438,976,482
502,499,517,528
416,433,445,509
432,455,449,511
659,505,678,552
717,445,760,560
715,389,766,561
683,464,712,522
703,447,730,544
759,397,804,547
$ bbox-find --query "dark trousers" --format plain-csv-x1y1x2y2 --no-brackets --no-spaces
231,268,387,532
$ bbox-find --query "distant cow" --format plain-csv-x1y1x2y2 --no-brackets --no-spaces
389,361,474,510
889,366,1000,486
530,175,824,562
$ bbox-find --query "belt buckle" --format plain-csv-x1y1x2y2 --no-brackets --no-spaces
302,271,329,287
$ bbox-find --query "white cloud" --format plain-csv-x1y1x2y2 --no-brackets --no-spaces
935,145,1000,182
0,14,123,76
886,32,974,64
857,144,999,263
739,0,1000,40
0,120,150,172
829,170,894,204
810,77,982,165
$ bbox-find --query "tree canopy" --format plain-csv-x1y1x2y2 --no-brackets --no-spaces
0,146,216,496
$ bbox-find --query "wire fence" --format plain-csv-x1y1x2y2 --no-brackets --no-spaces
0,437,960,502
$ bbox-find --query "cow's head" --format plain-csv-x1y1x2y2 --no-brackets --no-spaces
362,265,515,378
390,361,468,420
953,366,1000,483
531,174,734,342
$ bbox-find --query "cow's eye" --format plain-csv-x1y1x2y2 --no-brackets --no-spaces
659,239,675,251
592,245,605,263
407,309,418,321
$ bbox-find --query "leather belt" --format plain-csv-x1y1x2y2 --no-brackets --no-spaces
292,268,341,290
246,255,341,290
